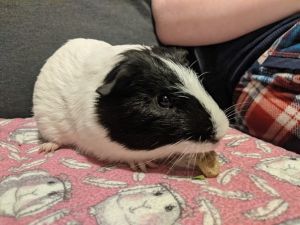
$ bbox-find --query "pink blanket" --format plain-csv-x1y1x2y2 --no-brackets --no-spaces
0,118,299,225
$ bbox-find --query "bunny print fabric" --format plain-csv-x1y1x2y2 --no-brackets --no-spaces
0,118,299,225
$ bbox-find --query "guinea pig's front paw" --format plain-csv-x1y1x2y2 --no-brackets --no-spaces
128,161,159,172
38,142,60,154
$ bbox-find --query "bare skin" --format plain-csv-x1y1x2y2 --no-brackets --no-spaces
152,0,300,45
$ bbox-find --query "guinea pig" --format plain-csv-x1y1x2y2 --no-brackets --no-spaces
32,38,229,171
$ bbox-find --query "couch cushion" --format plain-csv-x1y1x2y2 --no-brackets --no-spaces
0,0,157,118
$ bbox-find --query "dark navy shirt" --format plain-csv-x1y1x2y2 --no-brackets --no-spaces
192,13,300,109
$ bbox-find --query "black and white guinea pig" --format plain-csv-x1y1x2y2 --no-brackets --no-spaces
33,38,229,169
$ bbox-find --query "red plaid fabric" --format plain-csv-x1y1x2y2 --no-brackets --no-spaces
233,22,300,152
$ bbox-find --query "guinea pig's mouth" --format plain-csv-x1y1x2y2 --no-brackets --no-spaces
159,149,217,170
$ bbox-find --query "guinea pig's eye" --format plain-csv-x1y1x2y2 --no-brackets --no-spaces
157,95,172,108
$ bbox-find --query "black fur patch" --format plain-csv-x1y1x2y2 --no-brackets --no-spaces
95,47,215,150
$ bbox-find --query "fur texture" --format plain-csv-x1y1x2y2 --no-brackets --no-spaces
33,38,229,163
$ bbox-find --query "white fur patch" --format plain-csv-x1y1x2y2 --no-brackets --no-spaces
159,57,229,140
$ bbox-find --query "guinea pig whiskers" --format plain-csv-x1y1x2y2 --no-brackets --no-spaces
187,151,196,177
186,151,193,177
166,153,185,175
225,102,252,121
227,104,252,115
226,99,252,110
193,152,198,176
224,103,242,113
166,142,191,175
163,138,187,164
190,149,199,177
165,152,181,168
143,154,167,166
166,148,187,171
164,136,192,167
224,101,252,114
196,71,210,80
226,113,245,121
225,106,249,117
188,59,199,69
226,108,250,120
142,141,183,167
160,151,177,166
192,152,198,176
140,138,186,170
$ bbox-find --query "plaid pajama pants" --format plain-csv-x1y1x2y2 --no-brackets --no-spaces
233,21,300,152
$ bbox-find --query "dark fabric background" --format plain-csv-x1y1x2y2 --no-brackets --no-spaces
194,13,300,110
0,0,158,118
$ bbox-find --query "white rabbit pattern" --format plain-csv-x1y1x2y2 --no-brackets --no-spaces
256,156,300,186
0,170,71,218
0,118,300,225
90,184,184,225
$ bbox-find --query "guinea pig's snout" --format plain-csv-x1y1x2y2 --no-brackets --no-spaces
198,127,216,143
210,136,224,144
202,126,227,144
202,134,224,145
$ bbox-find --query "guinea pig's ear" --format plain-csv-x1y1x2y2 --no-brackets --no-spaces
96,81,116,96
96,63,130,96
151,46,189,66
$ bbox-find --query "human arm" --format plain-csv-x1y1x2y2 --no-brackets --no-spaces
152,0,300,46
